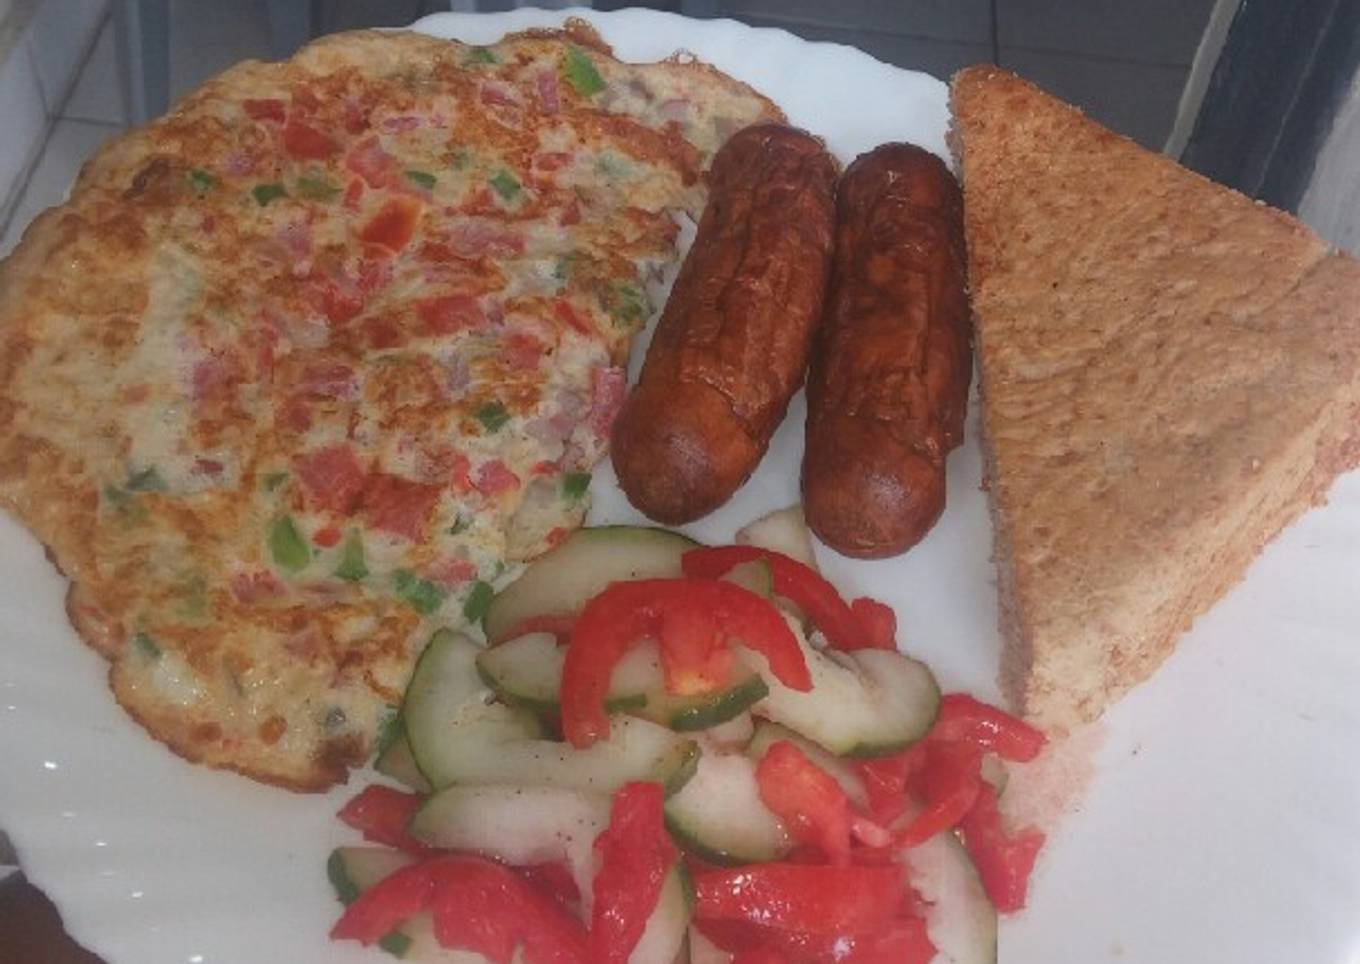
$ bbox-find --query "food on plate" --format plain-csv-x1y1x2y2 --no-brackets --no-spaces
0,21,783,789
950,65,1360,731
328,521,1050,962
611,124,839,524
802,143,972,559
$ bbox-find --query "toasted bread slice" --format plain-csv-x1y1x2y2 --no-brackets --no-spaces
950,66,1360,732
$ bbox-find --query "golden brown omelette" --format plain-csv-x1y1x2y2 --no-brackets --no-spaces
0,22,781,789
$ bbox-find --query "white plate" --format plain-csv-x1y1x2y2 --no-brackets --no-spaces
2,8,1359,964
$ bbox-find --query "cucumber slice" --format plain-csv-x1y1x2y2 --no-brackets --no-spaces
428,715,699,797
700,711,754,749
735,506,818,570
478,635,766,733
483,525,698,642
403,630,543,789
745,721,868,810
410,784,609,917
721,558,773,598
628,862,692,964
664,750,790,865
328,847,494,962
744,620,940,757
901,833,998,964
375,733,432,794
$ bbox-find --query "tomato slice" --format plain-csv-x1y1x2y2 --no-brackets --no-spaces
692,864,905,935
894,740,981,849
336,785,429,855
283,118,339,159
930,694,1048,762
849,596,898,650
331,858,436,945
591,783,678,964
362,473,442,542
681,546,871,651
855,747,921,827
360,197,423,252
755,740,851,866
700,917,936,964
958,782,1045,914
243,98,286,122
332,854,590,963
560,579,808,748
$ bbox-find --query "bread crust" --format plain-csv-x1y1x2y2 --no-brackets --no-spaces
951,66,1360,731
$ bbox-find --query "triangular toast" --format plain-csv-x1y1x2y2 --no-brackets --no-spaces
950,66,1360,732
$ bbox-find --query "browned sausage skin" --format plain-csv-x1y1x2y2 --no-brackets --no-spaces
611,124,838,524
802,143,972,558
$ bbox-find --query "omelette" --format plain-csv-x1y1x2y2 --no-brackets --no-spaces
0,22,781,789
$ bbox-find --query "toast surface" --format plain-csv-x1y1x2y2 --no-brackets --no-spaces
951,66,1360,731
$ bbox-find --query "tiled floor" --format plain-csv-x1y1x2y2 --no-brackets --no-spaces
0,0,1217,258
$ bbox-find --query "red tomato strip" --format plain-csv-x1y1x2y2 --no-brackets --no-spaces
561,579,808,748
755,741,851,866
331,855,589,963
692,863,905,935
337,786,429,855
591,783,678,964
958,782,1045,914
681,546,873,651
894,740,981,849
930,694,1048,762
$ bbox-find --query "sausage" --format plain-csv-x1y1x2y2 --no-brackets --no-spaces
611,124,838,524
802,143,972,558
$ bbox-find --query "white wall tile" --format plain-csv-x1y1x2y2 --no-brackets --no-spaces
1,119,120,257
0,40,48,221
63,16,126,124
25,0,106,112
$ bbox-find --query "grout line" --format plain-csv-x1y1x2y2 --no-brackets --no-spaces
999,42,1195,71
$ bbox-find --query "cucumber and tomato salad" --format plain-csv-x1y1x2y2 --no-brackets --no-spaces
329,516,1050,963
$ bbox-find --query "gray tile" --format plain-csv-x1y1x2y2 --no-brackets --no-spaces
23,0,106,112
169,0,270,56
318,0,424,33
998,0,1217,66
741,15,991,81
717,0,992,44
0,41,49,221
1001,49,1188,149
63,16,127,125
1,119,122,257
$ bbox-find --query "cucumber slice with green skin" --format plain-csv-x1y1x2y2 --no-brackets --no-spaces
427,715,700,797
901,833,998,964
745,721,869,810
402,630,543,789
410,784,610,918
375,733,432,794
328,847,497,962
628,862,692,964
478,635,767,733
482,525,698,642
664,750,790,865
743,619,940,758
735,506,818,570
